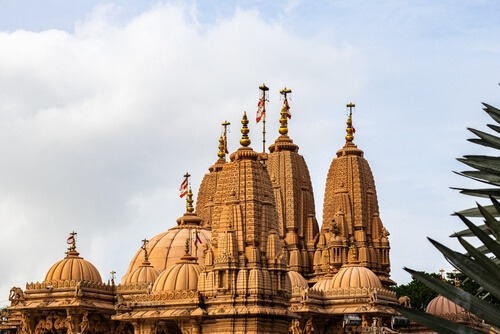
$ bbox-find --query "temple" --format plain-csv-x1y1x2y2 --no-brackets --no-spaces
1,86,479,333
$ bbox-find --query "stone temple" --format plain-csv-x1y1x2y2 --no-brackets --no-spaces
3,87,445,333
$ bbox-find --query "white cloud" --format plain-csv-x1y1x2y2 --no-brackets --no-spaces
1,1,500,304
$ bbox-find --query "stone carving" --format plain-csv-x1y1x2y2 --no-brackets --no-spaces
115,293,128,310
79,311,89,334
300,287,309,302
20,313,32,334
303,317,314,334
65,313,75,334
289,319,302,334
369,289,378,303
398,295,411,307
9,286,25,305
54,315,66,330
74,281,82,297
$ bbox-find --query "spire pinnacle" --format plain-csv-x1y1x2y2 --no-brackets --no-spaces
240,112,251,147
217,135,226,159
66,231,77,253
279,87,292,136
141,238,150,262
345,102,355,143
186,186,194,213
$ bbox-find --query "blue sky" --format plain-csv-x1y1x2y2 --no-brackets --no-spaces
1,0,500,305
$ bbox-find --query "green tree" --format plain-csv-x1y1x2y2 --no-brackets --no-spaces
394,102,500,333
392,273,439,310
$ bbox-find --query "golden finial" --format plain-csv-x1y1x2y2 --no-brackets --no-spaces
240,112,251,147
66,231,77,253
141,238,149,262
345,102,355,143
279,87,292,136
186,186,194,213
217,135,225,159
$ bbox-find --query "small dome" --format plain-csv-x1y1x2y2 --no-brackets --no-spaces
125,227,211,275
330,265,382,289
426,295,467,316
44,250,102,283
288,271,308,289
122,260,160,285
152,257,202,292
312,276,333,291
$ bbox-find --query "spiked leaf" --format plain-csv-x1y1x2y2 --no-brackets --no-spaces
394,305,485,334
467,127,500,149
455,212,500,259
404,268,500,327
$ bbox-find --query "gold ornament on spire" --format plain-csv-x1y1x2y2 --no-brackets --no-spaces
240,112,251,147
186,186,194,213
217,135,226,159
279,87,292,136
345,102,355,143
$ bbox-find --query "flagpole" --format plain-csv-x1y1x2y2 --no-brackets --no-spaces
258,83,269,152
221,120,230,157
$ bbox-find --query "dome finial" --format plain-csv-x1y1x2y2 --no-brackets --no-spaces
345,102,355,143
279,87,292,136
66,231,77,253
141,238,150,262
240,112,251,147
186,186,194,213
217,135,226,159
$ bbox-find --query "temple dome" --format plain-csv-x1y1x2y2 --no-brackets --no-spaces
330,265,382,289
312,276,333,291
122,260,160,285
152,257,202,292
288,270,308,289
44,249,102,283
426,295,467,316
125,207,211,276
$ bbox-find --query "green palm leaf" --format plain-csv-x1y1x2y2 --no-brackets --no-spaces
403,268,500,327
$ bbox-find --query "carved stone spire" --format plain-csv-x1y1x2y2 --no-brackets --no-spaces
318,103,393,287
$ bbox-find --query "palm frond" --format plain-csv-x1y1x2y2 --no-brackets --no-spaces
403,268,500,327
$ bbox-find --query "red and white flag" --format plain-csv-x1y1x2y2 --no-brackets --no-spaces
194,230,203,246
282,98,291,119
179,177,188,198
256,98,265,123
67,235,75,244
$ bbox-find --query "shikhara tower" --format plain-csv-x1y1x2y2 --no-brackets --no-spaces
3,87,406,334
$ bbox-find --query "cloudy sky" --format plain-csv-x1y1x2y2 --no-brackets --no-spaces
1,0,500,305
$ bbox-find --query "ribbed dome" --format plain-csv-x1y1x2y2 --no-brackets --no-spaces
312,276,333,291
122,260,160,285
152,258,202,292
288,270,308,289
426,295,467,316
44,250,102,283
125,226,211,275
330,265,382,289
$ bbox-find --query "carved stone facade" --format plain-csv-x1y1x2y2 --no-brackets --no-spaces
4,95,444,334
